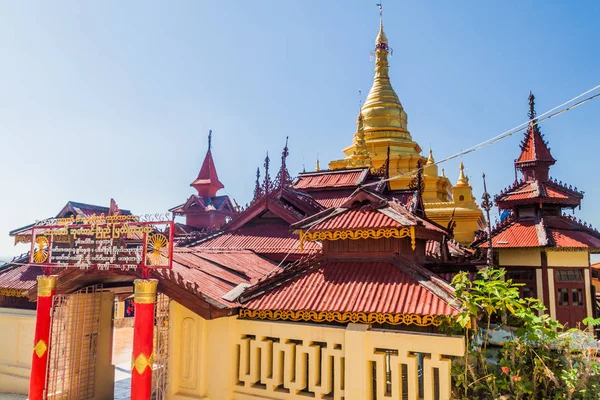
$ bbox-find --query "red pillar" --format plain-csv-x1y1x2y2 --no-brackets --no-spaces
28,275,58,400
131,279,158,400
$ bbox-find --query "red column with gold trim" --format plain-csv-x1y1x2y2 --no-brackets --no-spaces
131,279,158,400
29,275,58,400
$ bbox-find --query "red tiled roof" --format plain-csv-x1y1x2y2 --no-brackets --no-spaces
0,260,41,293
310,207,404,231
516,126,555,166
476,216,600,249
241,259,459,317
294,169,368,189
191,150,224,198
164,249,276,307
305,190,355,209
477,219,541,248
495,180,582,208
194,222,319,254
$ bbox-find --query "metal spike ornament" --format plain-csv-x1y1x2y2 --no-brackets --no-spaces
252,167,263,202
481,173,494,267
263,152,272,194
408,159,425,194
275,137,293,189
208,129,212,151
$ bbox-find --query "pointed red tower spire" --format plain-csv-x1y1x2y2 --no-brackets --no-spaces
190,130,225,198
515,92,556,181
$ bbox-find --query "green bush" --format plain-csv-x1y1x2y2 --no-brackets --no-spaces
449,268,600,399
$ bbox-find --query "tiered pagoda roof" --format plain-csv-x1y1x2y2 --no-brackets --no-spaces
473,93,600,252
475,215,600,250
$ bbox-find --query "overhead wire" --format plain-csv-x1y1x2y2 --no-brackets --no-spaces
1,85,600,270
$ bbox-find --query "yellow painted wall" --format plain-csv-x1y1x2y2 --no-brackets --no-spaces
498,249,541,266
0,308,35,394
167,301,465,400
547,251,589,267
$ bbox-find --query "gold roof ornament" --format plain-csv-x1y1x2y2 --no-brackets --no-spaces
456,161,469,187
426,149,435,165
350,112,371,166
375,18,388,46
360,14,410,139
316,157,321,172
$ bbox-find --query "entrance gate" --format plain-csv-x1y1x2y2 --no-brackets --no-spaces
43,285,171,400
45,285,104,400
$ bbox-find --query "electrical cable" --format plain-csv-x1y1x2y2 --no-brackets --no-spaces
1,86,599,270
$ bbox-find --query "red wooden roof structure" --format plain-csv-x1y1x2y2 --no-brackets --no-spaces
474,93,600,253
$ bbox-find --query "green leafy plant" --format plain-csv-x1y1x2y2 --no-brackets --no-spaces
450,267,600,399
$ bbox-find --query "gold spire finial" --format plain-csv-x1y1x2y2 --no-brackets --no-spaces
316,156,321,172
441,168,446,178
359,6,409,140
426,148,435,165
456,161,469,186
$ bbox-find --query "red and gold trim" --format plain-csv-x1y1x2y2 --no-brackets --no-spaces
299,226,416,251
130,279,158,400
28,275,58,400
239,308,447,327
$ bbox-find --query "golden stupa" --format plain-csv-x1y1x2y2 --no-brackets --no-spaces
329,18,485,245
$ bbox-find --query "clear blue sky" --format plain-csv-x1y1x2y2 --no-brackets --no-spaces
1,1,599,261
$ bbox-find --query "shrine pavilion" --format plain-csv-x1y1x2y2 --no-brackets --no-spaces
473,93,600,328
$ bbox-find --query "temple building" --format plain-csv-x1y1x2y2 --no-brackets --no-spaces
328,19,485,245
0,12,598,400
169,130,235,231
473,93,600,328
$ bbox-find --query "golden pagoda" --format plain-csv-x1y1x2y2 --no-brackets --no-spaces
329,17,485,244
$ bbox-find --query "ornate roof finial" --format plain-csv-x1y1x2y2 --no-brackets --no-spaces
316,155,321,172
408,159,425,194
456,160,469,186
251,167,263,204
481,173,494,266
375,4,388,49
441,168,446,178
263,152,272,194
275,137,293,189
426,148,435,165
528,91,536,121
208,129,212,151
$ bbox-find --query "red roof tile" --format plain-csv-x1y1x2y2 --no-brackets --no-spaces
516,126,555,166
311,207,404,231
478,219,541,248
191,150,224,198
496,180,582,208
476,216,600,249
294,169,368,189
194,222,319,254
0,261,41,293
242,259,458,317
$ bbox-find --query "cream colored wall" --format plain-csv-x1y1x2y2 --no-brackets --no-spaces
547,251,589,267
168,301,465,400
498,249,541,266
0,308,35,394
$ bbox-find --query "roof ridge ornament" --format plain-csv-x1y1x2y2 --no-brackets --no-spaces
275,137,294,190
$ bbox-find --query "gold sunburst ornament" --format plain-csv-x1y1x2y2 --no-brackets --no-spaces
145,233,168,266
33,236,50,263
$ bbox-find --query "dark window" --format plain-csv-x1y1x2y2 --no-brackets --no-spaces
572,288,584,306
558,288,570,306
507,269,536,298
459,195,465,201
556,270,583,282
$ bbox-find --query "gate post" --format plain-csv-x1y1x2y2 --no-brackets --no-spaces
29,275,58,400
131,279,158,400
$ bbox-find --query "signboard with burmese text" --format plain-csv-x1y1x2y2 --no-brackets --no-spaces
29,213,174,270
